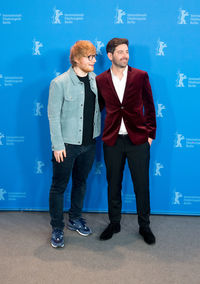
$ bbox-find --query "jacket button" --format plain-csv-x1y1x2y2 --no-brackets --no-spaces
80,117,82,119
121,106,124,109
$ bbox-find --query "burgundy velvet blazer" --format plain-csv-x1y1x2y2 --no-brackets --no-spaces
96,66,156,146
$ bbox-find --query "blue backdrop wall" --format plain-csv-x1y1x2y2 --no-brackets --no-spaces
0,0,200,215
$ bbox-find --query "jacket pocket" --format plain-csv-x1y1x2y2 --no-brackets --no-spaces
64,94,77,101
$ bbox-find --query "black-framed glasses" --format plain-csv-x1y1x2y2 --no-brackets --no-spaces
86,54,97,61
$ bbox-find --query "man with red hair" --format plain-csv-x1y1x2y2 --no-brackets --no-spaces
48,41,101,248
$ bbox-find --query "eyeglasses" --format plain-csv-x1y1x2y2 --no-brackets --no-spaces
86,54,97,61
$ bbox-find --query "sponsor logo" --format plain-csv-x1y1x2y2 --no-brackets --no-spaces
52,7,63,24
122,192,136,204
176,71,200,88
174,133,200,148
173,191,183,205
115,7,126,24
1,13,22,24
178,8,200,25
176,71,187,87
94,39,105,55
178,8,189,24
51,7,84,24
175,133,185,148
1,132,25,146
0,74,24,87
0,132,5,145
36,160,45,174
156,103,166,118
6,136,25,146
156,39,167,56
154,162,164,176
94,161,103,175
0,188,7,201
114,6,147,24
173,190,200,206
32,39,43,56
0,74,3,86
34,102,44,117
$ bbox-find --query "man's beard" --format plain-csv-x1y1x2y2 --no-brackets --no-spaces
113,58,128,68
80,65,94,73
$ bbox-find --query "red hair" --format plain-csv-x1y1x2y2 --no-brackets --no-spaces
70,40,96,67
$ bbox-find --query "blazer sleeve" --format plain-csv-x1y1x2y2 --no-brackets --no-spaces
142,72,156,139
96,78,105,112
47,80,65,151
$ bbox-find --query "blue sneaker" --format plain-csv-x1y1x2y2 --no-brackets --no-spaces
67,218,92,236
51,229,64,248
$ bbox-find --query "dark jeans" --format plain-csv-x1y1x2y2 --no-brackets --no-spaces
49,142,96,230
103,135,150,228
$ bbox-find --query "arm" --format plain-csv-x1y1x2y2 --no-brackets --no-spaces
142,72,156,142
98,90,105,112
48,80,66,162
96,77,105,111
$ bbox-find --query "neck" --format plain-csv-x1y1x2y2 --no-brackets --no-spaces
111,64,127,79
73,66,88,77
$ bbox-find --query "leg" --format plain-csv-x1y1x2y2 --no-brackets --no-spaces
103,138,126,224
100,137,126,240
69,143,96,220
49,144,76,230
126,140,155,244
126,141,150,228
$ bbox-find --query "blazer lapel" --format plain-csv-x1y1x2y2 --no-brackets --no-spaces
106,69,121,104
122,65,132,104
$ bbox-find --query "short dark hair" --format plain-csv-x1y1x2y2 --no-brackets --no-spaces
106,38,129,54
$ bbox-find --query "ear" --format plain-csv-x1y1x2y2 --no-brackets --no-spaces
74,56,80,65
107,52,113,61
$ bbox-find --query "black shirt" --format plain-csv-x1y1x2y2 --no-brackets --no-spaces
77,75,95,145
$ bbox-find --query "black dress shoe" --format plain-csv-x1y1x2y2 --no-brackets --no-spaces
139,227,156,245
100,223,121,240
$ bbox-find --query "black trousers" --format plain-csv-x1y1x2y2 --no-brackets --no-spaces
103,135,151,228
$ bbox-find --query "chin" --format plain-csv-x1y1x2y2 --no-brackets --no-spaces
119,64,127,68
83,67,93,73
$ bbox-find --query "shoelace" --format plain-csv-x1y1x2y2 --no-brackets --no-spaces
79,217,86,226
53,229,63,241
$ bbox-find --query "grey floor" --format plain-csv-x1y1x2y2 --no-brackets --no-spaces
0,212,200,284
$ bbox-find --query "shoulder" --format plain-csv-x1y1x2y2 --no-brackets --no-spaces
89,71,96,79
129,66,147,76
96,69,109,82
50,71,69,86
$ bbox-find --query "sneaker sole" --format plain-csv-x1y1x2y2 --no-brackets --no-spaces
67,226,91,236
51,242,64,248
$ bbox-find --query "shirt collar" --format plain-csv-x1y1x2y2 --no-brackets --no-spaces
110,65,128,80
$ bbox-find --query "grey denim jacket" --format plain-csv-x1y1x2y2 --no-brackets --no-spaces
48,67,101,151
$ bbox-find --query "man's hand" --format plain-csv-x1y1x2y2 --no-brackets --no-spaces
148,138,153,146
54,149,66,163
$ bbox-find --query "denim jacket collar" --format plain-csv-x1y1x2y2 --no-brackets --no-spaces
69,66,95,85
